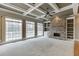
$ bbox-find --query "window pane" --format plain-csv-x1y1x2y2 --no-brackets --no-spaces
37,23,43,36
26,21,35,38
6,18,22,41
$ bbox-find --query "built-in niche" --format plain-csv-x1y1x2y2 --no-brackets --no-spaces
67,19,74,39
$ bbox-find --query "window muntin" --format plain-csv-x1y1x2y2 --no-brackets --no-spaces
26,21,35,38
37,23,43,36
6,18,22,41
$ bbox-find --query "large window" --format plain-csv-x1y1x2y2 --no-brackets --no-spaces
26,21,35,38
6,18,22,41
37,23,43,36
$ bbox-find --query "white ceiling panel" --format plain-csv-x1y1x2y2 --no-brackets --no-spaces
38,3,55,13
31,9,44,16
28,3,39,7
0,4,24,14
8,3,30,11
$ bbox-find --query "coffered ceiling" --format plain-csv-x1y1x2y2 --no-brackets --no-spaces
0,3,78,21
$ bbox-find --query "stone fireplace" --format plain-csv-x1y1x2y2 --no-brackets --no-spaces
48,16,66,40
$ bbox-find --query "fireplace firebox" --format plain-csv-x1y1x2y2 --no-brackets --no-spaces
54,33,60,37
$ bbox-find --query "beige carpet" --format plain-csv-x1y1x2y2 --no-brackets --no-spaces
0,36,74,56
